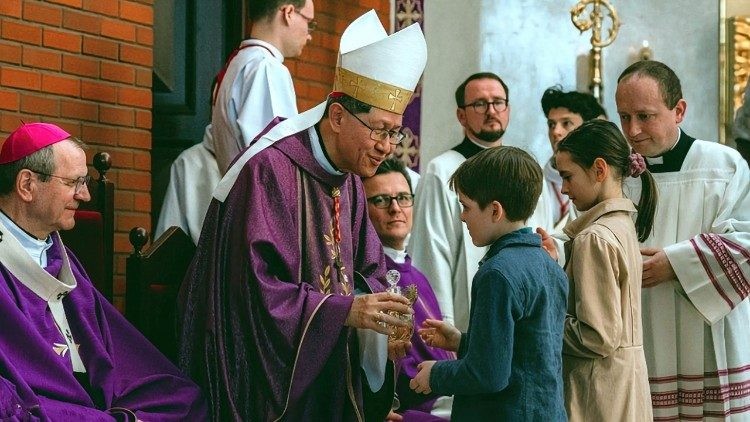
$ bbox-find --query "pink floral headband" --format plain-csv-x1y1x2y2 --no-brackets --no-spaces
629,152,646,177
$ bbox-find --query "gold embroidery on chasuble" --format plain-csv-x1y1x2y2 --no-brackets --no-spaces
319,188,352,295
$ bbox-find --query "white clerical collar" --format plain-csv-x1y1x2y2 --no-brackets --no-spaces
240,39,284,62
0,210,52,267
645,128,681,165
383,246,407,264
310,127,344,175
466,136,495,150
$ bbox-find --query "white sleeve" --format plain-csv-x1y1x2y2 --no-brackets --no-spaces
236,59,298,150
665,156,750,324
155,155,191,241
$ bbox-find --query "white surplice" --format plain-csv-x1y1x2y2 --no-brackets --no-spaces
211,39,298,174
409,146,555,331
624,139,750,420
155,126,221,245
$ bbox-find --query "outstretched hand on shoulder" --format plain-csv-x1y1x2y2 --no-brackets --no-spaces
536,227,559,262
641,247,677,288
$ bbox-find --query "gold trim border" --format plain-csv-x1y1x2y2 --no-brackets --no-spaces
333,67,414,114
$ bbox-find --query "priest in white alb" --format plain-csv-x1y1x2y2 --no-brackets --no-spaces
617,60,750,420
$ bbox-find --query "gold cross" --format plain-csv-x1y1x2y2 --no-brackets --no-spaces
349,77,365,97
388,89,404,111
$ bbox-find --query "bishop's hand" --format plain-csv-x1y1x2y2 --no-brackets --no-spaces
345,292,412,335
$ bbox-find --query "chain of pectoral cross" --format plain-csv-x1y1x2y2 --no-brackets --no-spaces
332,187,344,271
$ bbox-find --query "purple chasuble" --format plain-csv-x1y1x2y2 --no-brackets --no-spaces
0,235,206,421
178,120,390,421
386,255,452,421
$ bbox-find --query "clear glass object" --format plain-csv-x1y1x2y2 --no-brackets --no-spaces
384,270,417,342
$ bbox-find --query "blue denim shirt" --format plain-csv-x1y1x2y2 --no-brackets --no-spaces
430,228,568,421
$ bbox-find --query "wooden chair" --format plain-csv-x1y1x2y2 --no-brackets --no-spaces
125,226,196,361
60,152,115,302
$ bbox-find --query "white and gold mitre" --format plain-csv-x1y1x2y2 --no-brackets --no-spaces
333,10,427,115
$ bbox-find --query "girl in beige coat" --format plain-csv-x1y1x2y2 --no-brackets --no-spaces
555,120,656,421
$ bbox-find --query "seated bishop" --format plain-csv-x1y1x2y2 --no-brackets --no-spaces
0,122,207,421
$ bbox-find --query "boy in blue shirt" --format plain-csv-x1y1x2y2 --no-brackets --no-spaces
410,146,568,421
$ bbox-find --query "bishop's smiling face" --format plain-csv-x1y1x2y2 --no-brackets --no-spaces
329,105,401,177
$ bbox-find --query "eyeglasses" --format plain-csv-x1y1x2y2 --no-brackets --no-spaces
340,105,406,145
30,170,91,195
294,9,318,32
462,99,508,114
367,193,414,209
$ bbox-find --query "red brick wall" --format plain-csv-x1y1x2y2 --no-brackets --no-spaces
287,0,391,110
0,0,153,311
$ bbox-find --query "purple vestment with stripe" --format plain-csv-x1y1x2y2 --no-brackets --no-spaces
178,122,392,421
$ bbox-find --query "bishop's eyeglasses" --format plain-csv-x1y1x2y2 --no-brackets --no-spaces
30,170,91,195
367,193,415,209
340,105,406,145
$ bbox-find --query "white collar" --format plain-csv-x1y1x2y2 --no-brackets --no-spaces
465,136,495,150
240,39,284,62
0,211,52,267
383,246,407,264
645,128,681,165
310,127,344,175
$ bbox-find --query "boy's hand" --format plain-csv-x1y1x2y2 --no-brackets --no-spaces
410,360,435,394
536,227,559,261
418,319,461,352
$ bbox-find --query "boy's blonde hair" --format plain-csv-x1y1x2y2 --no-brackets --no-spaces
450,146,542,222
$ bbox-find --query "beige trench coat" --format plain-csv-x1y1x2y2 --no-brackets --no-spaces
562,198,652,421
